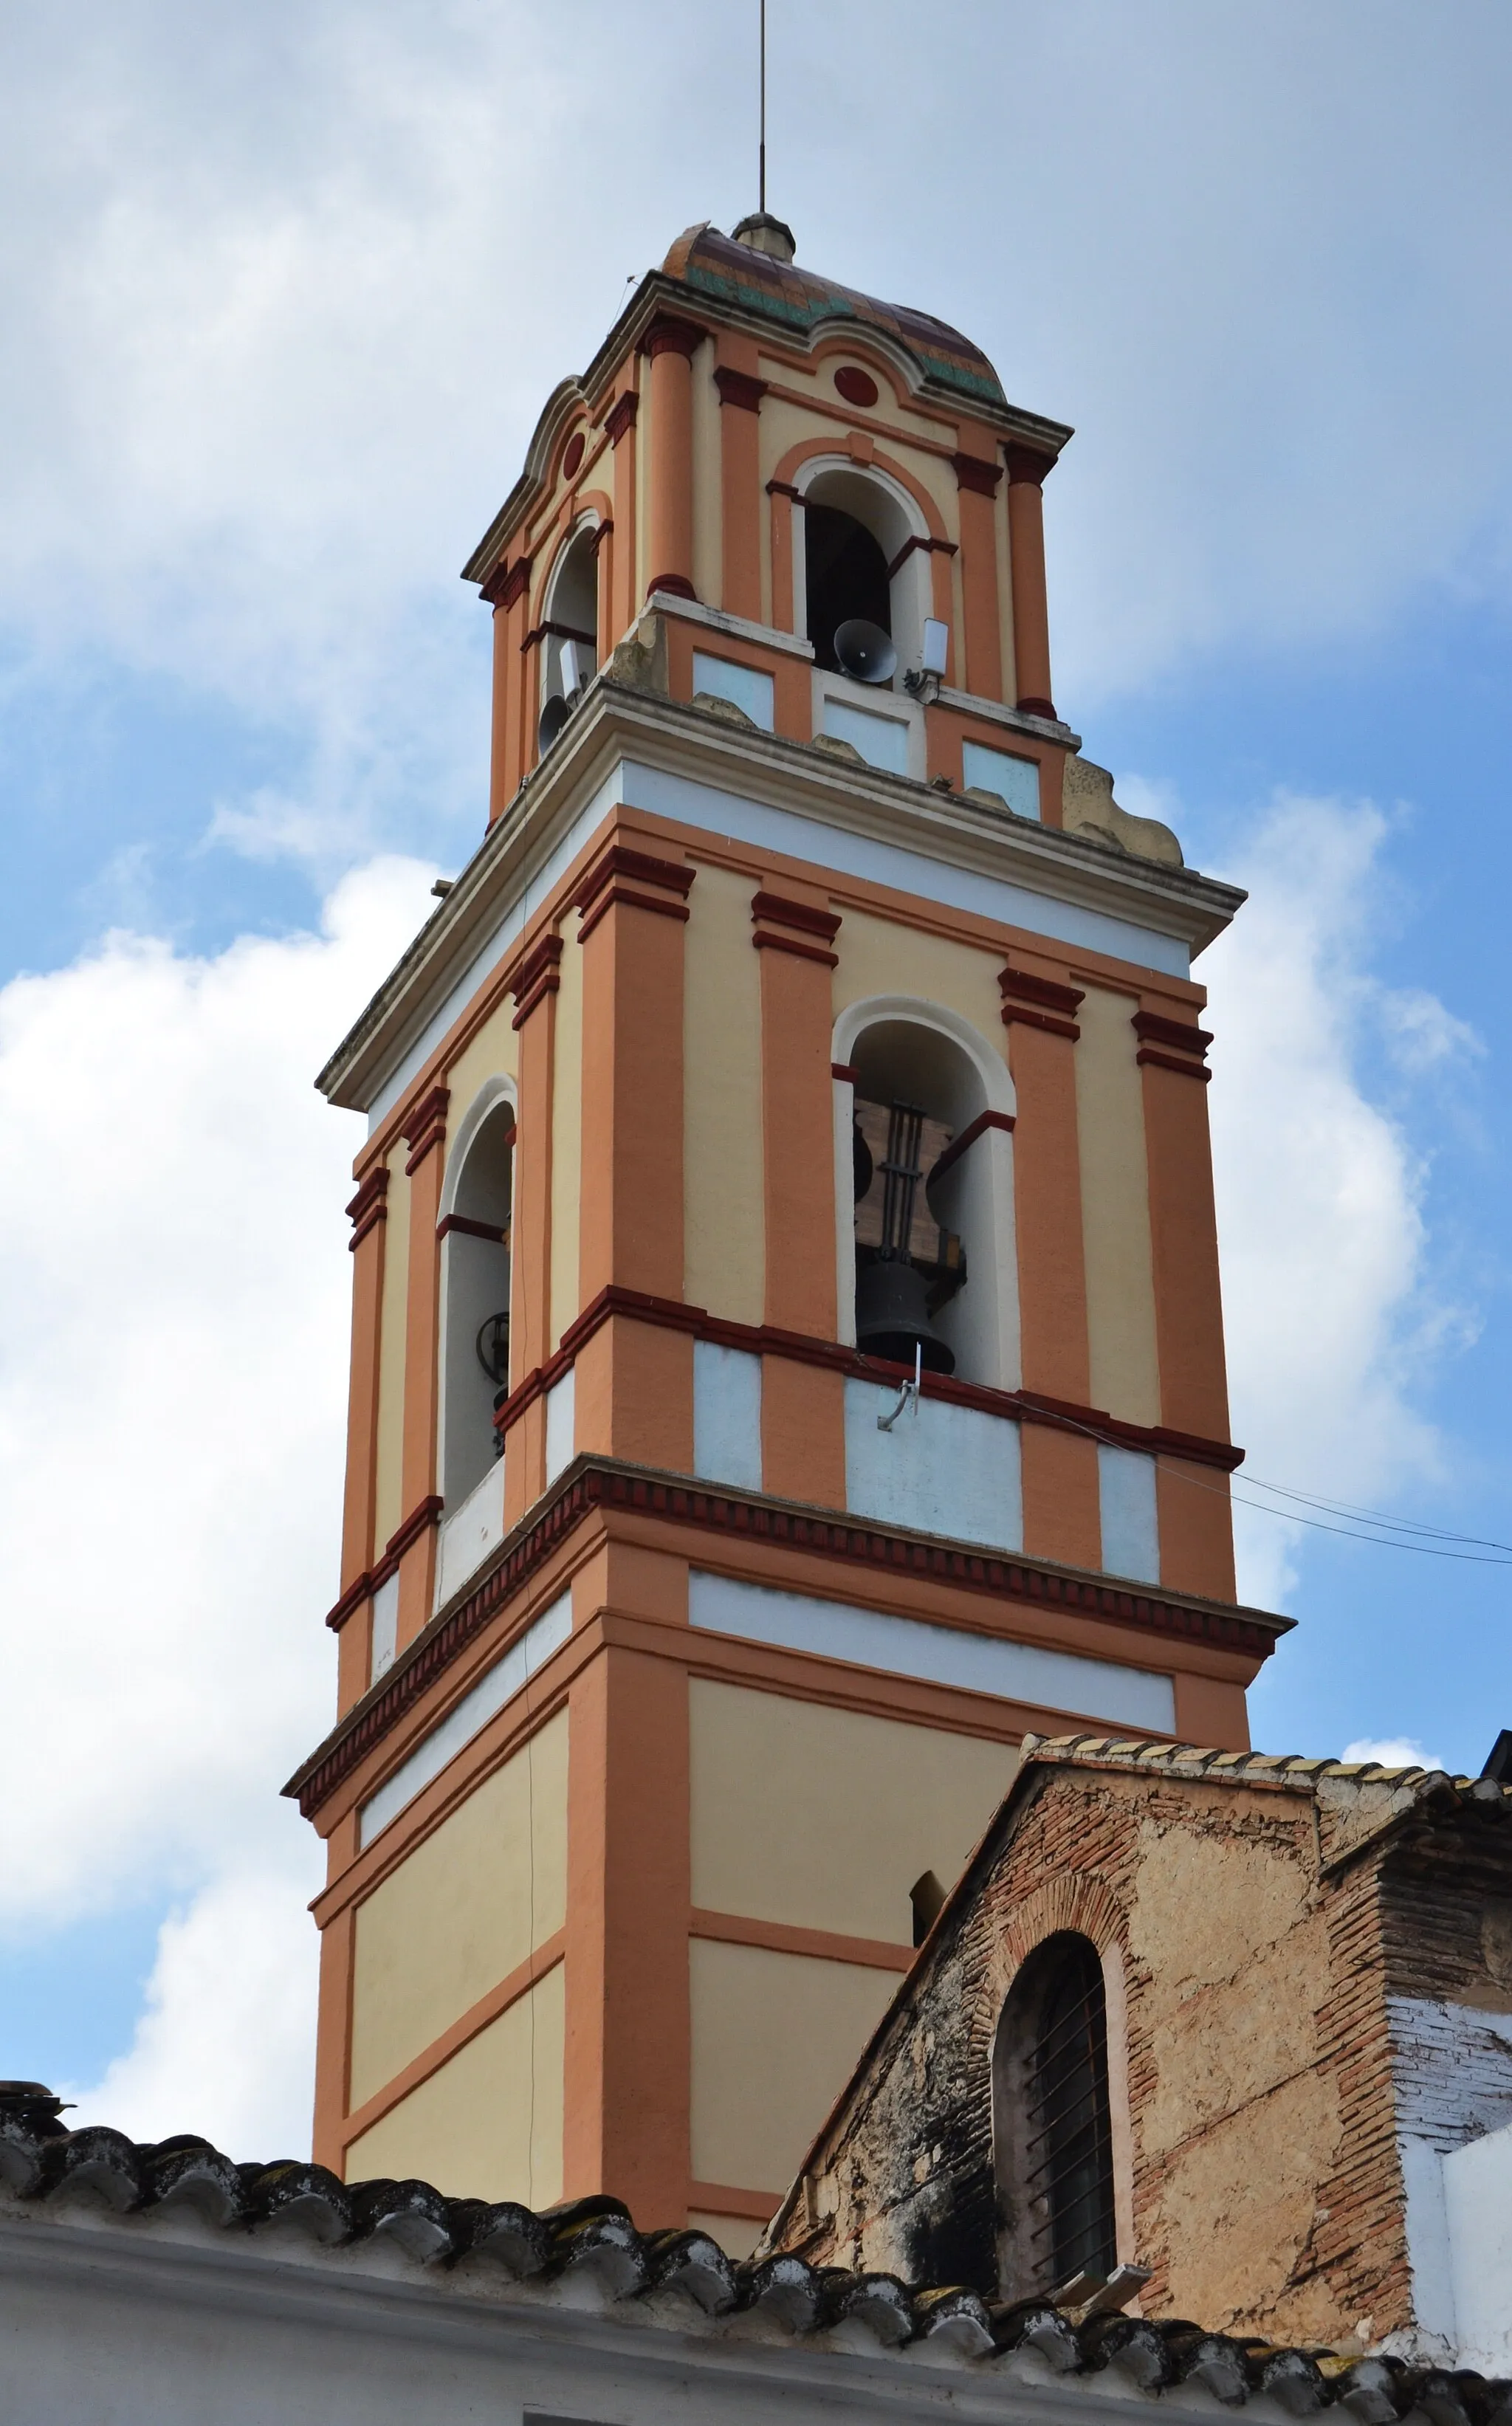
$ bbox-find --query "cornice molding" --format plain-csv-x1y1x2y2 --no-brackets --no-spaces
315,676,1242,1118
286,1454,1289,1821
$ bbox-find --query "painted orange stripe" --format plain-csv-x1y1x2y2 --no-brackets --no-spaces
688,2179,782,2222
690,1906,913,1973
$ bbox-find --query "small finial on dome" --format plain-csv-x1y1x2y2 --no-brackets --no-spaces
732,212,796,265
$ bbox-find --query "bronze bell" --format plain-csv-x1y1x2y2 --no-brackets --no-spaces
855,1254,955,1375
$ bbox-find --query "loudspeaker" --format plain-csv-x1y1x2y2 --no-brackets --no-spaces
833,618,898,685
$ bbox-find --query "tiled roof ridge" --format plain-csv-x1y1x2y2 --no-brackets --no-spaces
1019,1731,1510,1802
2,2088,1508,2415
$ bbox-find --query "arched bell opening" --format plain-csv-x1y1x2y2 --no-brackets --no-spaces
849,1017,989,1382
799,466,928,688
438,1099,515,1507
538,520,599,756
992,1933,1118,2299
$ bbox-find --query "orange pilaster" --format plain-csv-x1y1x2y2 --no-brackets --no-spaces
1002,972,1099,1567
563,1635,691,2227
312,1900,355,2176
952,439,1004,702
715,335,766,621
642,317,703,601
1005,444,1056,721
395,1087,447,1648
576,845,693,1305
1140,1023,1235,1599
501,933,561,1524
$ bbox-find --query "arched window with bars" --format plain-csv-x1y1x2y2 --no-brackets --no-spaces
992,1932,1118,2296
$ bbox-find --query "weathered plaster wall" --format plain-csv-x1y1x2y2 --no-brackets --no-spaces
772,1766,1364,2346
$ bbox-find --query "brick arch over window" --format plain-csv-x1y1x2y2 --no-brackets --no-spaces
969,1866,1136,2289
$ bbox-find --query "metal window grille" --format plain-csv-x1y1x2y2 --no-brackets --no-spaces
1023,1942,1116,2285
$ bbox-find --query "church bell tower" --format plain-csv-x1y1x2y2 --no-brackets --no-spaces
286,215,1286,2253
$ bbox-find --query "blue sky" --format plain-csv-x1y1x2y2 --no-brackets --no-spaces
1,0,1510,2148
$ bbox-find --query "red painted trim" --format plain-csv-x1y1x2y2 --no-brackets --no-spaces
831,1062,859,1084
929,1107,1016,1183
952,451,1003,496
1001,1003,1079,1041
385,1493,445,1564
286,1457,1283,1818
346,1166,389,1251
750,889,842,942
402,1085,450,1176
520,616,596,656
714,366,768,413
604,391,639,445
752,933,839,968
577,883,693,945
1015,694,1056,720
491,1282,1243,1476
999,966,1085,1017
647,571,698,600
326,1568,374,1632
436,1212,509,1245
999,964,1083,1042
481,554,532,609
687,2181,783,2224
885,532,958,580
833,366,879,410
511,932,563,1029
1138,1048,1213,1082
561,430,585,480
588,518,614,556
573,844,696,916
1133,1010,1213,1056
1004,443,1057,487
640,315,705,361
765,478,803,502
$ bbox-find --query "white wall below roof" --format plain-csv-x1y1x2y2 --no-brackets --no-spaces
0,2192,1311,2426
688,1570,1175,1733
845,1377,1022,1552
694,1341,763,1491
1444,2118,1512,2374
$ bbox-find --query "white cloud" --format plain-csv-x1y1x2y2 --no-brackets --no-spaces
67,1855,323,2157
1341,1736,1448,1775
1199,793,1474,1607
0,855,435,2142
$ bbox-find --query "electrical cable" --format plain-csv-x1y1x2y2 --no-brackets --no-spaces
1037,1406,1512,1568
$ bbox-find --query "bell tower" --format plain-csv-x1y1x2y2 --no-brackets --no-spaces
286,216,1287,2253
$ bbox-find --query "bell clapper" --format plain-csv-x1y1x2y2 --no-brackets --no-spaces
877,1341,923,1433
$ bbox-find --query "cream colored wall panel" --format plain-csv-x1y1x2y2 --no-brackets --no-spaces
1076,984,1161,1427
691,355,724,612
444,1004,519,1149
372,1155,409,1548
690,1680,1017,1944
349,1709,567,2106
756,354,949,446
690,1939,898,2193
346,1962,563,2206
832,910,1004,1059
549,911,583,1351
684,863,764,1324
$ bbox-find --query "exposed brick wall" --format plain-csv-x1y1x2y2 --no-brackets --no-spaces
769,1756,1512,2354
